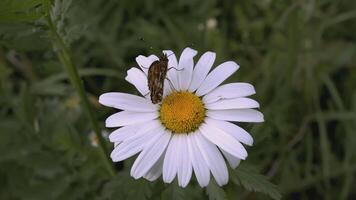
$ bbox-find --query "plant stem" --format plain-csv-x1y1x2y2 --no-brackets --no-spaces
46,13,115,177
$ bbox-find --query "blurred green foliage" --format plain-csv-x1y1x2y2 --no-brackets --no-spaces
1,0,356,199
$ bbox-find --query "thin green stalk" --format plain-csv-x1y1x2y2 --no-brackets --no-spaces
46,13,115,177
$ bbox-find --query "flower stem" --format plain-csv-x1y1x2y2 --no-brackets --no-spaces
46,13,115,177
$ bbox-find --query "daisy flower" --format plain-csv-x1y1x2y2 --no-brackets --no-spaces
99,47,264,187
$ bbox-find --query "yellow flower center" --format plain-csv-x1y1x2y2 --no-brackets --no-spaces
159,91,206,134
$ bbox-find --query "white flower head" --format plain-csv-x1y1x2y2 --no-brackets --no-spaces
99,47,264,187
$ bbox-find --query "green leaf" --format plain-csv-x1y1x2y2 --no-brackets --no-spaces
161,180,201,200
231,165,282,200
0,0,46,23
205,180,227,200
126,179,153,200
100,170,154,200
161,183,187,200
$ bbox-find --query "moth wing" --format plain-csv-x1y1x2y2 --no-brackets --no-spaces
148,61,160,93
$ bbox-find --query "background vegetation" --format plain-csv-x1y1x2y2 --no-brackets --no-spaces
1,0,356,199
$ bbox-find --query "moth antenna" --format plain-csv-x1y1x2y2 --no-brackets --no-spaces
138,37,157,52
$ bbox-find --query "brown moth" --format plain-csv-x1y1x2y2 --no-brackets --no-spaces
147,53,169,104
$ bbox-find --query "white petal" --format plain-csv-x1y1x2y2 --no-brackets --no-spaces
177,134,193,187
193,131,228,186
196,61,239,96
200,122,247,160
203,83,256,104
177,47,198,90
143,152,165,181
206,109,264,123
206,118,253,146
136,55,159,74
163,134,179,183
108,125,140,143
99,92,158,112
163,79,173,98
205,98,259,110
110,120,162,162
125,67,149,98
188,51,216,92
220,149,241,169
187,133,210,187
131,130,171,179
163,50,179,91
105,111,158,127
147,55,159,62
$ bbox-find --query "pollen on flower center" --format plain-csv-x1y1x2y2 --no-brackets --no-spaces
159,91,205,134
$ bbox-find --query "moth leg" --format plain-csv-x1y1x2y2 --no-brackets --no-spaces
165,78,177,91
140,65,149,69
166,52,174,57
168,67,183,71
143,92,150,97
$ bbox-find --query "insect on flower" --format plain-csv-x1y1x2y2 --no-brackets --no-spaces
147,53,178,104
99,47,264,188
